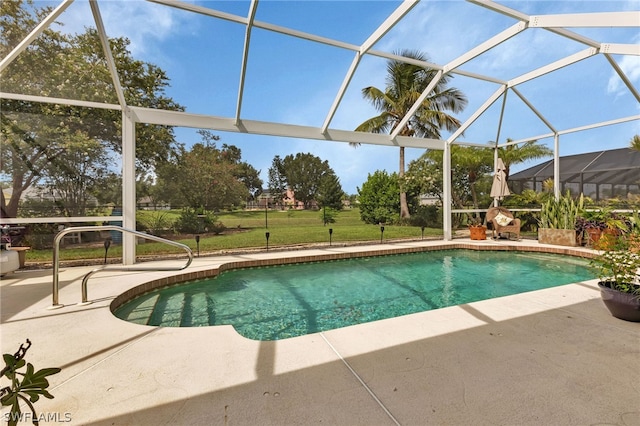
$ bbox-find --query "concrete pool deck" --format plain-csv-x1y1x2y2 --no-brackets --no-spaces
1,238,638,425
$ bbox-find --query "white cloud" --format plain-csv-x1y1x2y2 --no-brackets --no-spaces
54,0,192,57
607,51,640,96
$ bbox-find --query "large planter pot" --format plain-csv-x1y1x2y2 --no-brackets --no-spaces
469,226,487,240
586,228,602,247
598,281,640,322
537,228,578,247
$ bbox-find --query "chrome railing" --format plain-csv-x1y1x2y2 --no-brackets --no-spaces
51,225,193,309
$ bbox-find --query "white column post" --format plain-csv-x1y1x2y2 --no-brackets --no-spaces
443,142,452,241
122,108,136,265
493,147,499,207
553,133,560,199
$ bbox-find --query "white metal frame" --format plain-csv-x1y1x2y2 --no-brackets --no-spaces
1,0,638,263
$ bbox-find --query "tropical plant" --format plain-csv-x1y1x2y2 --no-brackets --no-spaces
497,139,553,181
629,209,640,234
174,208,220,234
355,49,467,219
405,145,492,218
630,134,640,152
467,215,484,228
538,191,584,230
138,211,173,236
451,146,492,223
504,189,551,231
1,340,61,426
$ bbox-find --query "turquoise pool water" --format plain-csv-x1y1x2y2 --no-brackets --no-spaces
114,250,593,340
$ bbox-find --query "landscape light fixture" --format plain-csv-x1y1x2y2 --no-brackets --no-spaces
103,237,112,264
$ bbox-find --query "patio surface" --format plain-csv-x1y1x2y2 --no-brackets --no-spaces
1,238,638,425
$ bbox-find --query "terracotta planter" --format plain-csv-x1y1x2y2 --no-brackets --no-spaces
469,226,487,240
586,228,602,247
537,228,578,247
598,281,640,322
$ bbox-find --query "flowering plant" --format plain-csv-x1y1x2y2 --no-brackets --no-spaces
590,234,640,294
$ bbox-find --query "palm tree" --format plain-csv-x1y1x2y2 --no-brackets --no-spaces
355,50,467,219
453,146,493,215
497,139,553,181
630,134,640,151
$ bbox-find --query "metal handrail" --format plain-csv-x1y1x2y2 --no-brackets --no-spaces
51,225,193,309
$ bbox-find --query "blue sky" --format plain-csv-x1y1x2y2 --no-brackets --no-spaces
51,0,640,194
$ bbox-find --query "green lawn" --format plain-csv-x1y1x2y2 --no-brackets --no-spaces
27,208,443,263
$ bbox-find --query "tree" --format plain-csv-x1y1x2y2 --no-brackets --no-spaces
497,139,552,181
0,1,183,217
407,139,553,218
406,146,492,211
236,162,262,200
154,134,250,211
274,153,334,209
317,171,345,211
452,146,493,219
43,130,114,216
267,155,287,208
355,49,467,219
357,170,401,224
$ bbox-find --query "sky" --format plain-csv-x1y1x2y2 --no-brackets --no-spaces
40,0,640,194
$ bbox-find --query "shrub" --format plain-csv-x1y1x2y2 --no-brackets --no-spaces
358,170,400,224
175,208,221,234
209,221,226,235
410,205,441,228
139,211,173,236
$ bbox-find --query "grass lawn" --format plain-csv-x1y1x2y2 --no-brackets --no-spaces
27,208,444,263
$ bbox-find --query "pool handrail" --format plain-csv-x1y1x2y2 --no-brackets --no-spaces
51,225,193,309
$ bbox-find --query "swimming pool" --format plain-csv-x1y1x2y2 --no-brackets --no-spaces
114,249,594,340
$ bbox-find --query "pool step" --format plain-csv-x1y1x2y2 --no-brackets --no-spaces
147,293,185,326
180,292,210,326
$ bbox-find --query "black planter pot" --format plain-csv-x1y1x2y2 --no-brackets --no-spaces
598,281,640,322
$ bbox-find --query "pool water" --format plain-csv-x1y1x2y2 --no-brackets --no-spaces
114,250,593,340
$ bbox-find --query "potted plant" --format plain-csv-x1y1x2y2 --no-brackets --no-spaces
590,234,640,322
578,209,607,247
467,215,486,240
596,212,630,250
538,191,583,247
